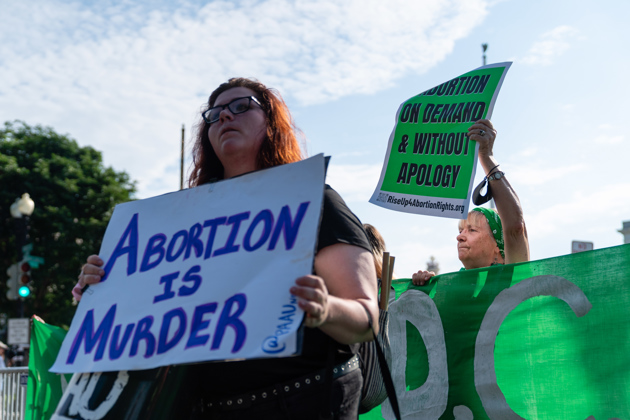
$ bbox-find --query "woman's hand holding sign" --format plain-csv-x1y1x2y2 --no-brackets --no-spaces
308,242,378,345
412,269,436,286
291,275,329,328
72,254,105,301
292,241,379,339
468,119,497,157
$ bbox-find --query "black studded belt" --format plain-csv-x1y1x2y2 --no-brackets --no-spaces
205,354,360,412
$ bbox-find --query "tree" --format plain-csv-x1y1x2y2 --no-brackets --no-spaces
0,121,136,328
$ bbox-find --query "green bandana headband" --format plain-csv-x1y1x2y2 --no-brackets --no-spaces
472,207,504,259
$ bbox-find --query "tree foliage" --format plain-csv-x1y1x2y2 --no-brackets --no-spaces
0,121,136,328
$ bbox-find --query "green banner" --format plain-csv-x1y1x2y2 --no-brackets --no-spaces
26,318,72,420
361,244,630,419
370,63,511,219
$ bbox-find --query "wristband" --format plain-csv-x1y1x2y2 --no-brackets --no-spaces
486,164,500,176
487,171,505,182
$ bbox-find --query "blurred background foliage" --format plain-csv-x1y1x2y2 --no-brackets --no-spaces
0,120,136,329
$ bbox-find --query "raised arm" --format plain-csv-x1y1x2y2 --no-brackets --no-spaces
468,119,530,264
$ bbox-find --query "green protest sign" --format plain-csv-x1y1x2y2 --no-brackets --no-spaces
361,244,630,419
26,318,72,420
370,63,511,219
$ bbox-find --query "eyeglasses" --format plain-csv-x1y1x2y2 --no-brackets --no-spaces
202,96,263,124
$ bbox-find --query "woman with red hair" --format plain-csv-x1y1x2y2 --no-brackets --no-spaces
75,78,378,419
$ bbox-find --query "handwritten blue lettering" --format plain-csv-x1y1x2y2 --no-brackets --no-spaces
203,217,227,259
129,316,156,358
185,223,204,260
261,336,286,354
166,230,188,262
154,266,203,303
66,294,250,364
154,272,178,303
102,202,311,278
261,298,299,354
178,265,202,296
157,307,187,354
66,304,117,364
102,214,139,281
243,209,273,252
212,293,247,353
213,212,250,257
186,302,218,348
268,202,309,251
109,323,134,360
140,234,166,272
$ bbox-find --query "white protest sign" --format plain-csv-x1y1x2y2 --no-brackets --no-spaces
52,155,326,373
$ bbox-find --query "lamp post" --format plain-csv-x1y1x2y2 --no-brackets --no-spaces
10,193,35,318
482,43,488,66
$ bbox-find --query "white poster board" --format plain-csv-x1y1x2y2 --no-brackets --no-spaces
52,155,326,373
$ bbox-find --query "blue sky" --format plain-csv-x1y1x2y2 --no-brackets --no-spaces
2,0,629,276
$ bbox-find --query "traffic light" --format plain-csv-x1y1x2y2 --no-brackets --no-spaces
18,261,31,298
6,263,19,300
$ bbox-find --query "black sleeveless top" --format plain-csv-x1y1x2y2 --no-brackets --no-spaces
194,185,371,396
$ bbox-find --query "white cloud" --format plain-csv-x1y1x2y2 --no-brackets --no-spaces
521,183,629,269
0,0,490,198
527,183,630,238
593,124,624,145
325,162,383,203
521,25,579,66
595,135,624,145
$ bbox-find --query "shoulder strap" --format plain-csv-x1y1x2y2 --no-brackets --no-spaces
364,307,401,420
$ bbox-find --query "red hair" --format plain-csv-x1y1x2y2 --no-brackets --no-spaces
188,78,304,186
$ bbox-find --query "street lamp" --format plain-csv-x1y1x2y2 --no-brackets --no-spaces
10,193,35,317
10,193,35,219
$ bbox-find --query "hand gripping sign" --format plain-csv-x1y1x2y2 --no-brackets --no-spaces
52,154,326,374
370,62,511,219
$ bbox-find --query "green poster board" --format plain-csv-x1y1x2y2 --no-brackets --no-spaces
26,318,72,420
370,63,511,219
361,244,630,419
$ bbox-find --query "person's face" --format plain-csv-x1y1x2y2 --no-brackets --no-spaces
457,215,499,269
207,87,267,178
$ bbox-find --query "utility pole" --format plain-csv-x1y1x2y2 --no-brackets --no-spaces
480,43,495,209
619,221,630,244
10,194,35,317
180,124,185,190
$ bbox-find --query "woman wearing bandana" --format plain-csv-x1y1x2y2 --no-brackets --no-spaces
412,119,530,285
